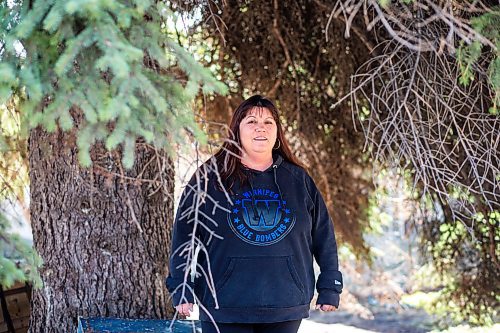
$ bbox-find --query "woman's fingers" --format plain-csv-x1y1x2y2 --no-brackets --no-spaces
174,304,184,316
315,304,338,312
175,303,194,317
183,303,193,316
177,304,188,316
322,304,337,311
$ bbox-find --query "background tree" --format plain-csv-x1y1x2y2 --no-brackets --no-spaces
173,0,377,260
0,0,225,331
172,0,499,324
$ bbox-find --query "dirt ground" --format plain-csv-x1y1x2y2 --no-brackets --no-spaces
302,308,434,333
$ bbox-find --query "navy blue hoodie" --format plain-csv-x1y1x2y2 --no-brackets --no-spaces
166,153,343,323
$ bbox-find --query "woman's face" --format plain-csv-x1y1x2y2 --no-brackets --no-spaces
238,107,278,157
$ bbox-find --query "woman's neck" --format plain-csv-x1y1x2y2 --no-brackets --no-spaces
241,153,273,171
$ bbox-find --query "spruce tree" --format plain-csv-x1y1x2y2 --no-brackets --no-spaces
0,0,226,331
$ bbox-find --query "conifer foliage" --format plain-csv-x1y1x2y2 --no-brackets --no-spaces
0,97,42,289
0,0,225,168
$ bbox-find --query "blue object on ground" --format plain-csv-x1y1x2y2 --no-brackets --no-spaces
77,317,202,333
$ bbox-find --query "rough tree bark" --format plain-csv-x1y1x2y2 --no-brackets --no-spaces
28,113,175,332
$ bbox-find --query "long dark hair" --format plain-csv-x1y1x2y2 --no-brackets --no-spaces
213,95,304,191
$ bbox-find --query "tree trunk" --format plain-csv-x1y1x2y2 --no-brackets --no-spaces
28,117,175,332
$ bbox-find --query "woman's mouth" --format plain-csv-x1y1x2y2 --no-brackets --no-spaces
253,137,268,141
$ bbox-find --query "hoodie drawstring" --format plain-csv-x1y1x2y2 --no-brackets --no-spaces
273,165,286,212
246,155,286,219
248,173,260,221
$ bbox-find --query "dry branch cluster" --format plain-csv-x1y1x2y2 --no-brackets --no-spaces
335,3,499,317
336,0,499,213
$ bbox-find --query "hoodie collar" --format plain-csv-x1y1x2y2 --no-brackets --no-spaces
242,152,283,174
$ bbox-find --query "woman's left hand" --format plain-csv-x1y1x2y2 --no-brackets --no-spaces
315,304,338,312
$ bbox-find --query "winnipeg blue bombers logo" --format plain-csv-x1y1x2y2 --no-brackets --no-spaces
228,188,296,246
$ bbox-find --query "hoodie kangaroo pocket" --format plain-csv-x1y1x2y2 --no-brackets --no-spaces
214,256,305,308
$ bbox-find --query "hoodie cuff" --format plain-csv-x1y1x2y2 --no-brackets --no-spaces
316,270,343,293
317,289,340,307
165,276,195,305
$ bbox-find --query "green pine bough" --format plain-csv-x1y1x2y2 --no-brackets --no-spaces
1,0,227,168
0,212,43,289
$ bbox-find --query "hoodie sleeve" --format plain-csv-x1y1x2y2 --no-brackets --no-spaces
309,176,343,307
165,174,203,306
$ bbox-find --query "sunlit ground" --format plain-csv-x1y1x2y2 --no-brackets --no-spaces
298,321,500,333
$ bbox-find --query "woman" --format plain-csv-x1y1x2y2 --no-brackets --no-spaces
166,95,343,333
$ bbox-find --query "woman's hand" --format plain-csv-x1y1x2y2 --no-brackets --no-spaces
315,304,338,312
175,303,194,317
